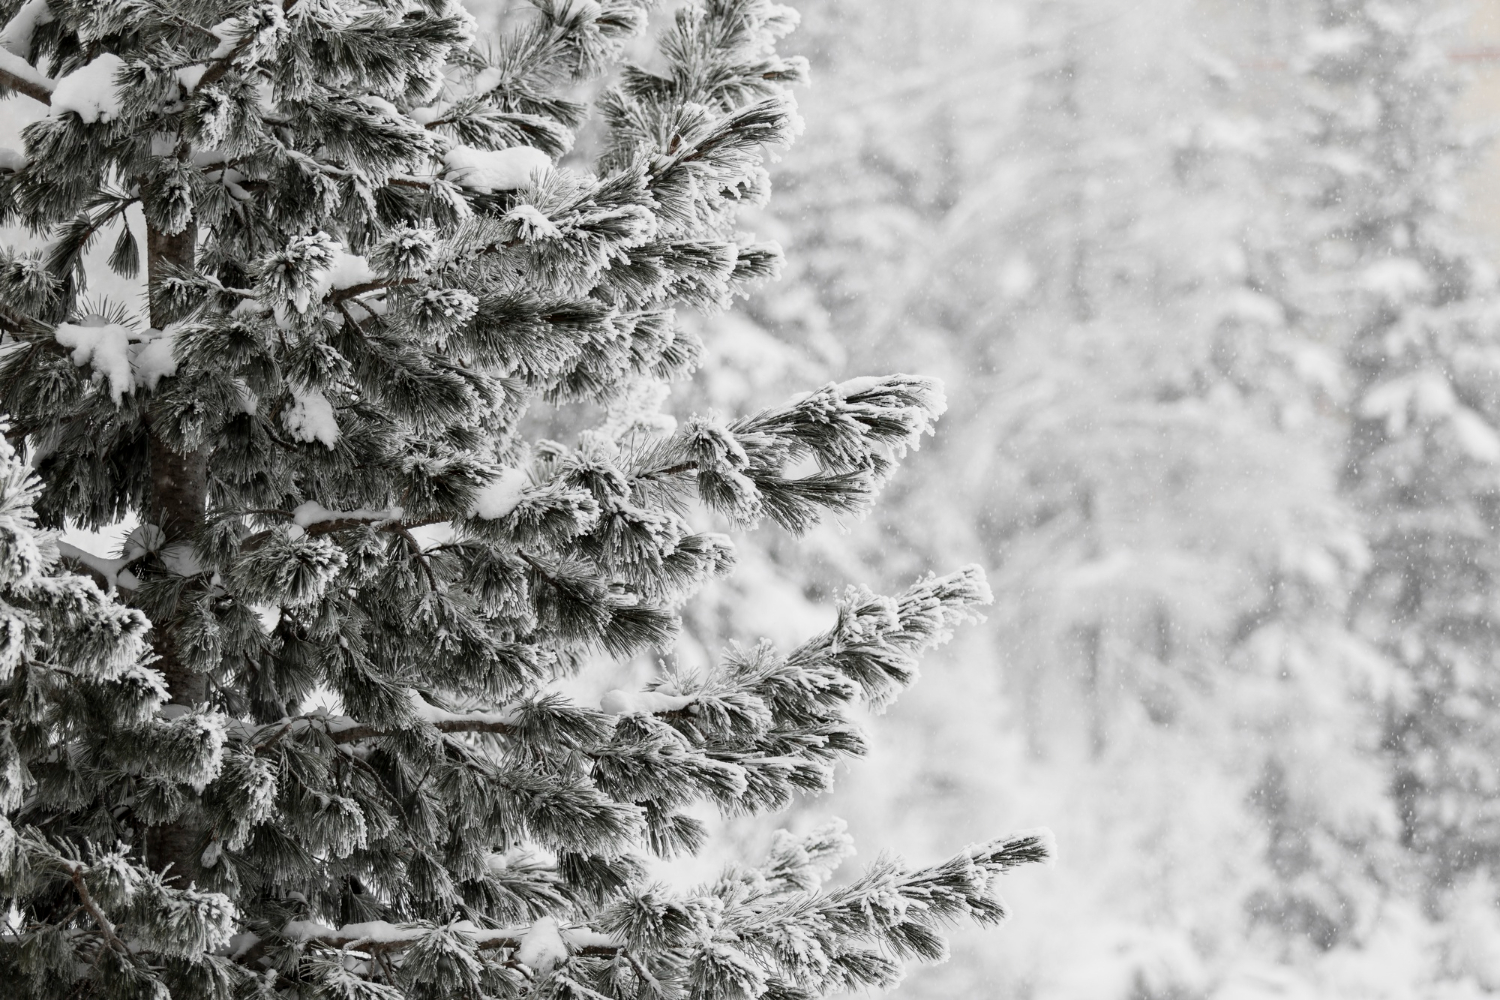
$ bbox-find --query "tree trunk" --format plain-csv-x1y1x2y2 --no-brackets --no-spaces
141,218,209,877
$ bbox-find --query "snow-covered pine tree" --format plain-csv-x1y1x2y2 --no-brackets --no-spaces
1285,0,1500,899
0,1,1051,997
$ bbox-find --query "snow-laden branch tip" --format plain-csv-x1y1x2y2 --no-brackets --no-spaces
53,322,180,406
49,55,125,123
291,501,405,530
0,0,52,59
442,145,552,193
471,468,530,520
0,47,53,105
277,915,622,959
600,689,697,716
56,541,140,592
408,690,521,731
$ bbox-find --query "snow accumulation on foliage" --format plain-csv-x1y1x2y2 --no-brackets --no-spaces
51,322,181,403
289,501,404,529
49,54,124,123
516,916,570,973
52,322,133,403
599,689,699,716
281,388,340,448
471,467,531,519
0,0,49,56
442,145,553,192
506,203,561,241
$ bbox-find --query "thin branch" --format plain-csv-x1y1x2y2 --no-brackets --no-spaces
0,50,53,106
328,715,520,744
259,922,627,961
252,719,299,755
305,514,446,538
195,0,304,91
328,276,418,304
0,303,59,343
68,866,129,957
636,461,699,479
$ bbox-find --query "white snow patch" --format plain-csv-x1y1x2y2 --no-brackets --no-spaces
469,66,503,96
0,0,52,57
53,321,184,403
1452,410,1500,463
324,250,376,291
56,540,136,591
55,321,133,403
1292,344,1343,396
175,63,208,93
356,94,399,117
207,18,244,60
50,54,125,124
300,247,377,308
0,147,25,171
443,145,551,193
833,375,885,398
563,928,622,950
132,325,179,391
600,689,696,716
0,48,52,98
407,690,520,729
1362,257,1429,302
283,389,340,449
290,501,403,528
407,521,455,550
282,919,422,945
516,916,569,973
1222,288,1284,326
506,204,560,241
471,468,530,520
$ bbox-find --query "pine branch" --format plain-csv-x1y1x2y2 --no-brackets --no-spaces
237,920,627,966
0,50,53,106
196,0,304,91
66,864,130,959
328,277,419,304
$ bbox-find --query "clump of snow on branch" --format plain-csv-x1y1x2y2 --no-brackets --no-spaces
0,0,51,56
471,468,531,519
283,388,340,449
443,145,552,192
54,321,133,403
506,204,560,241
599,689,697,716
50,54,125,123
516,916,569,973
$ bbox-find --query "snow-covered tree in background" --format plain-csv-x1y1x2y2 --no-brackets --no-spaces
0,2,1052,997
1287,0,1500,903
684,0,1474,996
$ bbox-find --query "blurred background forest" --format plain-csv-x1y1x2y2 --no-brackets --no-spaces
636,1,1500,998
12,0,1500,996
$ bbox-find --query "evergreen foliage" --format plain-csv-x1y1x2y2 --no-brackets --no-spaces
0,1,1051,997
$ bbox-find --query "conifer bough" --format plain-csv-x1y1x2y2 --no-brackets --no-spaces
0,1,1052,997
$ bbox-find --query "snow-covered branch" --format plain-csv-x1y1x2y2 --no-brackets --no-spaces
0,48,53,105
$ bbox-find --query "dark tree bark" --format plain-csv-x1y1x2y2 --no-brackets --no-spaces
142,218,209,877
